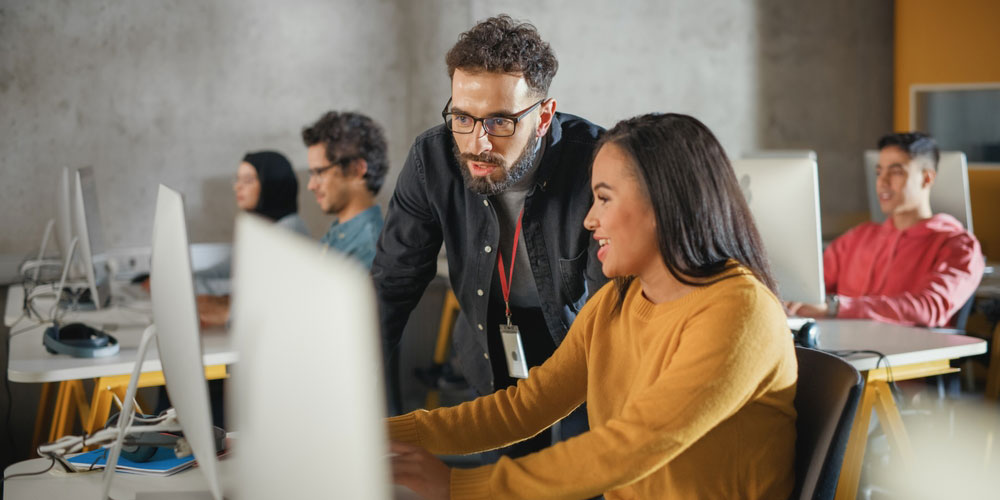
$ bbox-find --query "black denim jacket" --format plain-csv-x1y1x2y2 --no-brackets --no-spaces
372,113,607,376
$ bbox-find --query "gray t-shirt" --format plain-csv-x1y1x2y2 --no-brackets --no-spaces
491,139,545,308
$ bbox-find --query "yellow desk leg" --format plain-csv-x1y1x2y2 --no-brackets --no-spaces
84,365,229,435
47,382,71,442
871,380,913,464
31,382,53,455
48,380,87,442
835,359,957,500
424,291,460,410
985,322,1000,400
835,377,878,500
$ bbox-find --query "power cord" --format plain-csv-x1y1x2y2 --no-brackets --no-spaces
2,456,55,481
826,348,902,404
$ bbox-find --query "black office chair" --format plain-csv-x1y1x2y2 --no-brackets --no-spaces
793,347,863,500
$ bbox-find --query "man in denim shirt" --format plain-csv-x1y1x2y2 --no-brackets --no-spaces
372,15,605,461
302,111,388,269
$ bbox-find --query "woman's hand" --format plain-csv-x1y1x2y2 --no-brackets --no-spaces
390,441,451,500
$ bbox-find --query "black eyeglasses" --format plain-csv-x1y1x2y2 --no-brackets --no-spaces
441,98,545,137
308,156,360,179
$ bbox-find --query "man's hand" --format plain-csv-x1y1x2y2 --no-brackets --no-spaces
784,301,829,318
196,295,231,327
390,441,450,500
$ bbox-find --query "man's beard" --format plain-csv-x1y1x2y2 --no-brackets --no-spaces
454,133,540,196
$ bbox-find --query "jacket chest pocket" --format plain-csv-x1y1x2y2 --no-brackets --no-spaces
558,249,588,305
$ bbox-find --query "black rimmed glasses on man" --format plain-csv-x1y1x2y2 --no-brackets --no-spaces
308,156,361,180
442,98,546,138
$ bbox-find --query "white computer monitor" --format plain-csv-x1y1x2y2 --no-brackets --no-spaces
148,184,223,499
731,157,826,304
71,166,111,308
56,166,75,266
228,214,390,500
864,150,974,232
743,150,817,161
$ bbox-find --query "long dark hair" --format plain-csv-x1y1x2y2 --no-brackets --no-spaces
597,113,778,304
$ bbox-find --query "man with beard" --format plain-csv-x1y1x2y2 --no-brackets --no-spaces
372,15,605,461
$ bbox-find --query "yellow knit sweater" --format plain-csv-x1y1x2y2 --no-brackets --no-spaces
389,268,797,499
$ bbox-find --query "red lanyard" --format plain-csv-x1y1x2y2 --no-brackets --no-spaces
496,210,524,321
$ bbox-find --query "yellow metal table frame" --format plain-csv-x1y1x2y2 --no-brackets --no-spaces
834,359,959,500
31,365,229,452
424,290,460,410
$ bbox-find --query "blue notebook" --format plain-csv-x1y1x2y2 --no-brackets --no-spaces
67,447,196,476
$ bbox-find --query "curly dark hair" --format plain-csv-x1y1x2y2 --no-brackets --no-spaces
446,14,558,97
878,132,940,172
301,111,389,195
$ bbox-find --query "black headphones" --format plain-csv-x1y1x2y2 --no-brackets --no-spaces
105,412,227,463
792,319,819,348
43,322,119,358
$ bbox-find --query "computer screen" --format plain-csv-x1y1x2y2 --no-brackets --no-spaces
55,167,75,269
149,184,223,500
731,156,826,304
864,150,974,232
72,166,111,308
228,214,390,500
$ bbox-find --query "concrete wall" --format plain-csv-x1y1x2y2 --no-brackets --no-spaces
0,0,408,254
0,0,891,255
755,0,894,236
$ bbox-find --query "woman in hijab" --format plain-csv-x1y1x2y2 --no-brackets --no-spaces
234,151,309,235
196,150,308,325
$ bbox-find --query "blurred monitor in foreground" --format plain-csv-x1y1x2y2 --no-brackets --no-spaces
228,213,390,500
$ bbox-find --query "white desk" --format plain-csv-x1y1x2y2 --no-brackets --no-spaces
3,457,422,500
813,318,986,371
5,282,236,446
6,282,235,384
814,319,987,500
7,323,234,384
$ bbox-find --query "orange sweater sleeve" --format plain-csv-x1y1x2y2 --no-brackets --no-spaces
387,287,596,454
391,282,794,499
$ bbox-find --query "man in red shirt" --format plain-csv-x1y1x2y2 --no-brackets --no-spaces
786,132,983,327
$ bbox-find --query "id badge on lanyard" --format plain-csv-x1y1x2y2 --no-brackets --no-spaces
500,323,529,379
497,209,529,379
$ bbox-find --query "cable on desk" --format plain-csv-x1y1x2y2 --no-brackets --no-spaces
88,448,107,471
1,457,55,481
827,348,903,404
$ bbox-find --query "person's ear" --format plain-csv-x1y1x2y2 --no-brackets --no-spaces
536,98,557,138
922,167,936,189
350,158,369,180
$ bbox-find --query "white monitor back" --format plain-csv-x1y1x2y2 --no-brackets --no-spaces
743,150,817,161
150,184,223,500
864,150,973,232
72,167,111,308
228,214,390,500
731,157,825,304
55,167,75,267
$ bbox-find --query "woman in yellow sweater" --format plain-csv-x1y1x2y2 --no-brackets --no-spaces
390,113,798,499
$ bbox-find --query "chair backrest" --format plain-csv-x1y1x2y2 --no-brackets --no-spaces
793,347,863,500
